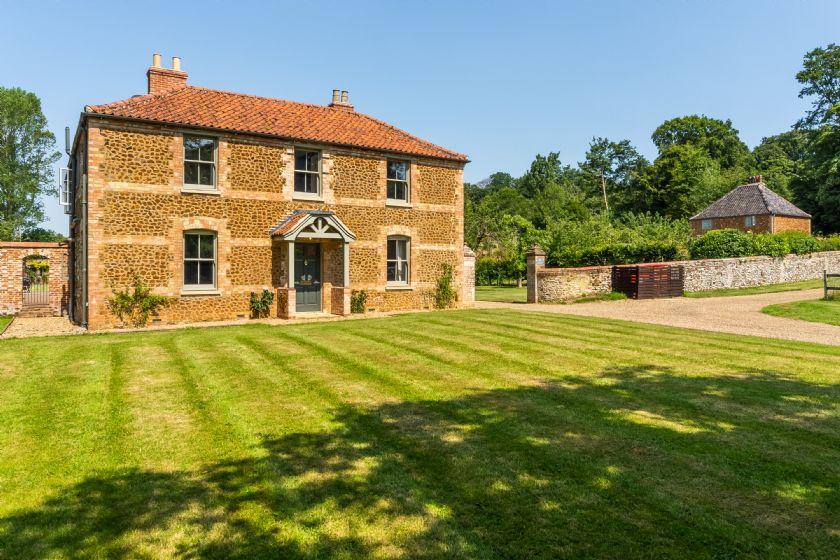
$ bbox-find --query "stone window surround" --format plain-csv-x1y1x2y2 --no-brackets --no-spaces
181,134,220,194
382,225,418,290
386,159,411,206
293,146,323,201
171,217,231,297
182,230,217,292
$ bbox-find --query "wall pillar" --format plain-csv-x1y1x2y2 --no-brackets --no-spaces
526,245,546,303
463,244,475,306
331,286,351,316
276,287,296,319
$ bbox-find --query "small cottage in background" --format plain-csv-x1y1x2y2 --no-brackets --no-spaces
689,176,811,236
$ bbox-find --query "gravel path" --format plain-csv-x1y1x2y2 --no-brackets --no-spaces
477,289,840,346
1,317,85,339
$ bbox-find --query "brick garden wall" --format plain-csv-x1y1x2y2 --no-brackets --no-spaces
0,242,69,316
81,119,467,329
534,266,613,302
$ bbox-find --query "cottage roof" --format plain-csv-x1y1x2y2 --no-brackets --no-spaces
270,210,356,242
86,86,468,162
690,182,811,220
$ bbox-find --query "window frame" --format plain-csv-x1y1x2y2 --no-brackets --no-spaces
182,230,217,290
745,215,756,227
386,159,411,204
293,148,322,198
182,135,218,190
701,219,713,231
386,236,410,286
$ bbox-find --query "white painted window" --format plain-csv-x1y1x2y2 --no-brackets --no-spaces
701,219,713,230
183,136,216,188
387,160,410,203
294,149,321,195
183,232,216,289
387,236,409,285
745,215,756,227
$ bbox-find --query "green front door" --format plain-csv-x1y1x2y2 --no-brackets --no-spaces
295,243,321,312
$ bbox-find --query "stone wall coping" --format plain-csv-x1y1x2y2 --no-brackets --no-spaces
0,242,68,249
538,265,612,274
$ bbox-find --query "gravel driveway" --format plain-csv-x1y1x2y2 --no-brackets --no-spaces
477,288,840,346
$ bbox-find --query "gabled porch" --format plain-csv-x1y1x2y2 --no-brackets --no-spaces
270,210,356,319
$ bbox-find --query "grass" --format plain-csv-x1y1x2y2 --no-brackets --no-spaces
572,292,627,304
1,310,840,558
0,316,11,333
685,278,824,298
763,296,840,326
475,284,527,303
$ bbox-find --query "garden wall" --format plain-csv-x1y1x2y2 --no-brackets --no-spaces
0,242,70,316
678,250,840,292
526,246,840,302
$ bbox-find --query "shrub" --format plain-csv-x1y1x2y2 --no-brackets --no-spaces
350,290,367,314
556,241,684,267
820,235,840,252
690,229,753,259
775,231,821,254
249,289,275,318
434,263,457,309
106,274,170,328
749,234,790,257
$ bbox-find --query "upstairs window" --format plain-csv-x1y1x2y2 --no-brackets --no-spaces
701,219,713,230
387,160,410,203
183,232,216,289
184,136,216,188
745,215,756,227
387,236,409,285
294,149,321,196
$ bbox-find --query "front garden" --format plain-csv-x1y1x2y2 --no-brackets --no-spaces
1,310,839,558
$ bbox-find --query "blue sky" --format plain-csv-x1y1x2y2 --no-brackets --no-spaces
3,0,838,234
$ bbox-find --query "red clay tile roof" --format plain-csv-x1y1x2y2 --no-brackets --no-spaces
270,211,313,236
86,86,468,162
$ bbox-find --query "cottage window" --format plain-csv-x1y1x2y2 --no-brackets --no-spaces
701,219,713,230
387,160,410,203
745,215,756,227
294,150,321,195
183,136,216,188
387,236,409,285
183,232,216,289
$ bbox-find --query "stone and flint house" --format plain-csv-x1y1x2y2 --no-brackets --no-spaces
66,54,471,330
689,176,811,236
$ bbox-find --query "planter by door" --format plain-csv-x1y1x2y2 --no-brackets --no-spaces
295,243,321,312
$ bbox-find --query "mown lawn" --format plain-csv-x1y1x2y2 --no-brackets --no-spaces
0,316,11,333
1,310,840,558
685,278,824,298
475,285,527,302
763,297,840,326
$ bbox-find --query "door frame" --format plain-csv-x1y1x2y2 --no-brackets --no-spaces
294,242,322,312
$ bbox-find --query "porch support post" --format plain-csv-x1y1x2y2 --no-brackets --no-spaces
288,240,295,287
343,241,350,287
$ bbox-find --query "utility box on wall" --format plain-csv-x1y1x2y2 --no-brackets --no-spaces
612,264,684,299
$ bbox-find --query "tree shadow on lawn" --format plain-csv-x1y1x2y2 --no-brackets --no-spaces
2,366,840,559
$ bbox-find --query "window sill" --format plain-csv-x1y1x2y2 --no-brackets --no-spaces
386,200,412,208
180,289,221,296
386,284,413,291
292,193,323,202
181,187,221,196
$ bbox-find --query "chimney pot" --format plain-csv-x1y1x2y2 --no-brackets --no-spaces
340,90,349,104
331,89,340,104
172,56,181,71
152,53,162,68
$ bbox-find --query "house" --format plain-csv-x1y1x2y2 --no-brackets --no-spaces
65,54,471,330
689,176,811,236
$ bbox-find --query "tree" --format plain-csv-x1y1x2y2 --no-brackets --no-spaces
753,131,809,200
20,227,66,242
516,152,567,198
0,87,61,240
796,43,840,128
580,137,650,214
651,115,752,170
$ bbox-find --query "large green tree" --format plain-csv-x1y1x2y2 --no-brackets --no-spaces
753,130,809,200
0,87,60,240
793,44,840,232
580,137,650,214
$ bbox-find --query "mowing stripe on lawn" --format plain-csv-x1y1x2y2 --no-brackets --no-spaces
104,341,132,466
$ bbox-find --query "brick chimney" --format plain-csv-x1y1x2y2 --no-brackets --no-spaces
329,89,354,111
147,53,188,95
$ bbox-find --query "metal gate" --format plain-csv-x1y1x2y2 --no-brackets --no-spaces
22,257,49,306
